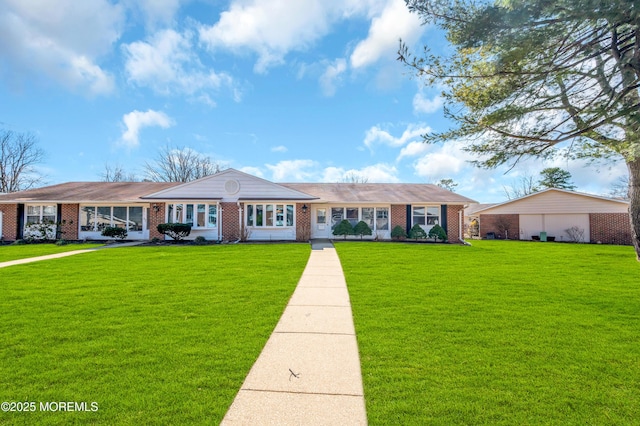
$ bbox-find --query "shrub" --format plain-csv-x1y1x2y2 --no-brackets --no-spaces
332,220,354,240
101,226,128,240
151,237,161,244
56,239,68,246
157,223,192,241
194,236,207,245
353,221,373,239
391,225,407,240
428,224,448,242
12,239,27,245
408,224,427,239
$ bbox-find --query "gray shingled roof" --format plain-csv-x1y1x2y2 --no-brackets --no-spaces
0,182,179,203
0,180,477,205
281,183,477,204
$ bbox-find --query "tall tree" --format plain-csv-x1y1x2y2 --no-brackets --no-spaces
435,178,458,191
503,173,539,199
537,167,576,190
609,174,630,199
400,0,640,260
144,146,225,182
100,163,138,182
0,129,46,193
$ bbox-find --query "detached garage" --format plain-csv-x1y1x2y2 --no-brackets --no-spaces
468,189,631,244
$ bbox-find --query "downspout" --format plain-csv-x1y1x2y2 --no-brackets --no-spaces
235,201,242,243
460,206,471,246
218,203,223,242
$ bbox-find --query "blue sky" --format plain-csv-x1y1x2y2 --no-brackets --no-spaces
0,0,628,203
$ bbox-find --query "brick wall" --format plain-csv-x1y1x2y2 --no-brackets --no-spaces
446,205,464,243
148,203,166,240
221,202,241,241
60,204,79,240
296,203,311,242
590,213,632,245
0,204,19,241
390,205,406,234
479,214,520,240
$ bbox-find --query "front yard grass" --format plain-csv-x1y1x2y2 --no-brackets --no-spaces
0,243,104,262
0,244,310,425
336,240,640,425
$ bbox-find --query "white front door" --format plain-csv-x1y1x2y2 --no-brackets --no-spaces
311,207,331,238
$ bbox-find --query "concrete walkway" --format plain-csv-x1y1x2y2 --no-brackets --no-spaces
222,239,367,425
0,241,143,269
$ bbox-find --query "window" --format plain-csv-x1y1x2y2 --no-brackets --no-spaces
80,206,145,232
413,206,440,227
331,207,344,229
197,204,206,227
317,208,326,224
346,207,359,226
166,203,218,228
26,205,56,225
376,208,389,230
362,208,374,228
245,204,295,227
413,206,426,226
427,206,440,225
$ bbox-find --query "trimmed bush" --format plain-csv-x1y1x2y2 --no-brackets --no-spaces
353,221,373,239
56,239,68,246
428,224,448,242
333,220,354,240
101,226,128,240
194,236,207,245
391,225,407,240
409,224,427,239
157,223,192,241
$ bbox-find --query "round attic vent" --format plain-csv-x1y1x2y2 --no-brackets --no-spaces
224,179,240,194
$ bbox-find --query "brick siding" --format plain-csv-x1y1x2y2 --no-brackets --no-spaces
590,213,632,245
390,205,406,234
295,203,311,242
148,203,166,240
0,204,19,241
446,205,464,243
59,204,79,240
479,214,520,240
221,202,241,241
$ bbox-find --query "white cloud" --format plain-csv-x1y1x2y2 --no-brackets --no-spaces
0,0,123,94
413,92,443,114
198,0,408,73
319,58,347,97
271,145,288,153
134,0,183,28
239,166,264,178
123,29,237,101
412,140,472,180
364,123,431,150
266,159,318,181
397,141,431,160
322,164,399,182
350,0,423,69
120,109,175,148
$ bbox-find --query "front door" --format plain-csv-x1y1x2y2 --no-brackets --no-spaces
311,207,331,238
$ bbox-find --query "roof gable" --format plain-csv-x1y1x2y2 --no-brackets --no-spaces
475,188,628,215
141,168,317,201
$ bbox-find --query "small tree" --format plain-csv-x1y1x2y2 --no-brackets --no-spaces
332,220,354,240
101,226,128,240
391,225,407,241
408,224,427,239
353,221,372,240
428,224,448,242
157,223,192,241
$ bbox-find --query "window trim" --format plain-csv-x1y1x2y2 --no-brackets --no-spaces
245,203,295,228
166,202,218,228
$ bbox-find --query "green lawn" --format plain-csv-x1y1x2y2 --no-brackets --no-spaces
0,243,104,262
0,244,310,425
336,240,640,425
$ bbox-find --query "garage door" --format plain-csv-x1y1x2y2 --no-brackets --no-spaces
519,214,590,242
